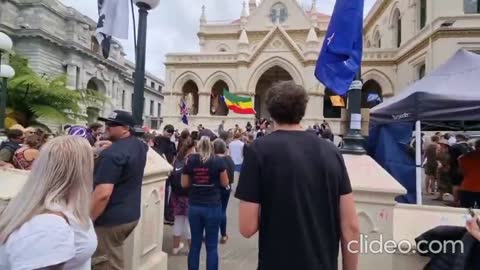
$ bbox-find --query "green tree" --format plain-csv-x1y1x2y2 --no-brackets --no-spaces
5,54,108,130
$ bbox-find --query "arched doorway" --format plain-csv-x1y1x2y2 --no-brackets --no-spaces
182,80,199,116
86,78,106,124
361,80,383,108
255,66,293,119
210,80,229,116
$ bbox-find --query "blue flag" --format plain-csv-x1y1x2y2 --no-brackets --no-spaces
315,0,365,95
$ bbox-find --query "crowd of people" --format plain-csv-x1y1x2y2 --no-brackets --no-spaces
419,132,480,208
145,81,360,270
1,80,480,270
0,111,148,270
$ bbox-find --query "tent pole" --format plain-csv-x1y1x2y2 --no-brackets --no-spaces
415,120,422,205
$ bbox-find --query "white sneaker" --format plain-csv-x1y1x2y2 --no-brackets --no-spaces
172,242,185,255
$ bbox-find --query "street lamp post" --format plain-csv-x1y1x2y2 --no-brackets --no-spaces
0,32,14,134
341,72,366,155
132,0,160,127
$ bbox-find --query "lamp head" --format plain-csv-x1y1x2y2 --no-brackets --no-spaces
0,32,13,53
135,0,160,10
0,65,15,79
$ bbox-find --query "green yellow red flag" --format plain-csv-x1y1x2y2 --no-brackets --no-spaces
223,89,256,115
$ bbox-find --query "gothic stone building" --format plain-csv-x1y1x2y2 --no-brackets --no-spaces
163,0,480,134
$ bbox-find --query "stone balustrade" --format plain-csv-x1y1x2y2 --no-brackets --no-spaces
165,53,239,64
363,49,398,62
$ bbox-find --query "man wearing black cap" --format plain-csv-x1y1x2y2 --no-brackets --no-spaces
91,110,149,270
153,124,176,164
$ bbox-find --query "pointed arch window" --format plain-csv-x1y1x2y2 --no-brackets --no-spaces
270,3,288,24
373,30,381,48
418,63,426,80
392,9,402,48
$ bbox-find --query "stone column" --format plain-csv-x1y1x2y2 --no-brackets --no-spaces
198,92,211,116
65,64,77,90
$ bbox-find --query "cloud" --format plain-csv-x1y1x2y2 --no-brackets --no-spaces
61,0,376,80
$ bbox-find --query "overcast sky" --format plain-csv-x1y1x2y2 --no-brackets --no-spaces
61,0,375,80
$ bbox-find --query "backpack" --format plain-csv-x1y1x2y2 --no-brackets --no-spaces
169,159,189,196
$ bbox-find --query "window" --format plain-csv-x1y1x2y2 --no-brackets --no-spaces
392,9,402,48
151,81,155,88
158,85,163,92
91,36,99,53
144,78,147,85
270,3,288,24
75,66,80,89
150,100,154,116
131,93,134,111
157,103,161,117
323,88,342,119
465,0,480,13
366,40,371,48
418,63,426,80
121,90,126,109
373,30,381,48
151,119,159,130
361,80,383,109
420,0,427,29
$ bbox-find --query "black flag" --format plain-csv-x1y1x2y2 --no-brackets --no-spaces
96,0,129,59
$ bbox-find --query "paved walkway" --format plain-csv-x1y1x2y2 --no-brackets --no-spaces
162,192,259,270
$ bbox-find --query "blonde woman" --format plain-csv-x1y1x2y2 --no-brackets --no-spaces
0,136,97,270
181,137,229,270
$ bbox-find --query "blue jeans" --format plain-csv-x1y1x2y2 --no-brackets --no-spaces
188,204,222,270
220,189,231,237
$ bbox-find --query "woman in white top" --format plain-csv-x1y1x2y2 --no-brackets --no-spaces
0,136,97,270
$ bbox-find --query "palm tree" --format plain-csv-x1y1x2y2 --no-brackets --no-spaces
5,54,108,130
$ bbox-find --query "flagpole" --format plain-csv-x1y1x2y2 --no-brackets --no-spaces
132,0,159,127
341,71,366,155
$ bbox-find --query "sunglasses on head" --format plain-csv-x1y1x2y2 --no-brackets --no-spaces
105,121,124,127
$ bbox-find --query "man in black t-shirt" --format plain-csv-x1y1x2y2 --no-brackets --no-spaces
235,81,360,270
91,110,148,270
153,124,177,164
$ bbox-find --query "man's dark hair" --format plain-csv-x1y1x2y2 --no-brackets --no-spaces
163,124,175,133
431,135,440,143
88,122,103,131
321,129,333,139
455,134,468,142
265,81,308,124
6,129,23,140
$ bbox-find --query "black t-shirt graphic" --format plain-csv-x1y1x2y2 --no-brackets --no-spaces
94,136,149,226
235,130,352,270
183,154,226,206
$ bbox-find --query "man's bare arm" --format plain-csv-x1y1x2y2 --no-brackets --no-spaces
238,200,260,238
340,193,360,270
91,184,114,221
